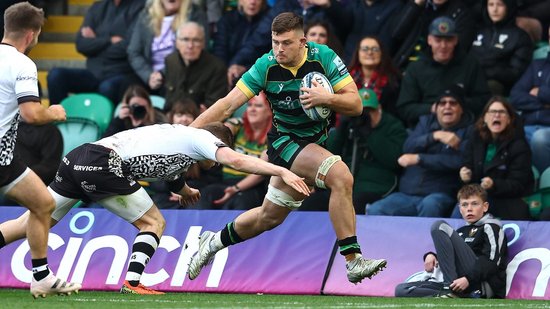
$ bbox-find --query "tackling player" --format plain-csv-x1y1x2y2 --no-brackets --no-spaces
0,123,309,294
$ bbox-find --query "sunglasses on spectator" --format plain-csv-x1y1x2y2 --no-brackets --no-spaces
437,99,459,106
359,46,381,53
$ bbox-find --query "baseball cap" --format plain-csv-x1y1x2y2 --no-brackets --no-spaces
429,16,457,37
436,84,465,107
359,88,379,109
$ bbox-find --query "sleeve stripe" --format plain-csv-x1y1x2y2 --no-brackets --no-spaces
484,224,498,261
17,95,40,104
333,75,354,93
236,80,255,99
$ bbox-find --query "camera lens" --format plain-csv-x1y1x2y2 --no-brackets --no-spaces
130,104,147,120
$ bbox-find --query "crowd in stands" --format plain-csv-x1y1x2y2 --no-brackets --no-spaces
4,0,550,220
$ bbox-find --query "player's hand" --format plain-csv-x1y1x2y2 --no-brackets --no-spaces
529,87,539,96
397,154,420,167
280,170,310,196
424,253,438,272
460,166,472,182
81,26,96,38
481,177,494,190
299,80,330,109
48,105,66,122
450,277,469,293
178,186,201,207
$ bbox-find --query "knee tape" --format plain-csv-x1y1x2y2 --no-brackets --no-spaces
265,185,303,210
315,155,341,189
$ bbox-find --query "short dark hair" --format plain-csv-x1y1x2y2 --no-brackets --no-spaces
201,122,234,149
3,2,44,38
457,184,488,203
271,12,303,35
167,98,199,123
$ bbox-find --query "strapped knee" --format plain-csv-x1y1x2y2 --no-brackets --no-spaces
315,155,341,189
265,185,303,210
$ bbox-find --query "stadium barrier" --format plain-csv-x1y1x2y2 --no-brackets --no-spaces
0,207,548,299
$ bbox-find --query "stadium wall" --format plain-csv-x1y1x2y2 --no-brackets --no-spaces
0,207,548,299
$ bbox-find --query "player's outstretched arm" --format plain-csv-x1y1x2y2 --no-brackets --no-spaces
19,102,66,125
191,87,249,128
215,147,310,196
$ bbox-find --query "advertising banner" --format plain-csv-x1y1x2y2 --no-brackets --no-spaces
323,216,550,300
0,207,335,294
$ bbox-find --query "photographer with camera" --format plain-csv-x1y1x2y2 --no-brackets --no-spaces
300,88,407,214
104,84,167,137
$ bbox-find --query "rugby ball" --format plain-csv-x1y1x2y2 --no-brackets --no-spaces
299,72,333,121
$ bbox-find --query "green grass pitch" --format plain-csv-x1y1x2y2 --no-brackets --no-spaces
0,289,548,309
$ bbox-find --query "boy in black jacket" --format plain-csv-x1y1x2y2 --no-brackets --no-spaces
396,183,508,298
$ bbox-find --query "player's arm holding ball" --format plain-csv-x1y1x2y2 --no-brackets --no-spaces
299,76,362,116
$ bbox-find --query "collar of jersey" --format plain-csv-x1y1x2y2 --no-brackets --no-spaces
279,47,308,76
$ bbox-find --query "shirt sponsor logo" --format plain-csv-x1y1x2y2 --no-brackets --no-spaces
333,56,348,76
16,76,37,81
63,157,70,165
74,165,103,172
80,181,96,193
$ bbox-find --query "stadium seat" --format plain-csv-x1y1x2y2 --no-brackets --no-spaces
533,44,549,60
61,93,114,135
540,167,550,192
56,118,101,157
150,95,166,110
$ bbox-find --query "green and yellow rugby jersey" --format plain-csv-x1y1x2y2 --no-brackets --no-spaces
236,42,352,144
222,118,267,178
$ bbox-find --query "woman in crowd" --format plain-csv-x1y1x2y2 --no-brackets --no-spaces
127,0,207,93
304,19,344,57
451,97,534,220
192,92,273,210
470,0,533,96
103,85,167,137
348,35,401,121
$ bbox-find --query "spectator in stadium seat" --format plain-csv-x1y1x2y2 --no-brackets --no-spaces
212,0,269,88
396,184,508,299
127,0,208,94
0,2,81,297
470,0,533,96
367,85,473,217
300,88,407,214
509,25,550,175
192,93,272,210
103,85,167,137
390,0,476,71
348,35,402,120
449,97,533,220
224,0,326,86
304,19,344,59
47,0,145,106
307,0,403,63
396,16,491,128
0,123,309,294
163,21,227,113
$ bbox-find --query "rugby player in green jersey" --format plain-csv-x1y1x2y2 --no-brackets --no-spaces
188,12,387,284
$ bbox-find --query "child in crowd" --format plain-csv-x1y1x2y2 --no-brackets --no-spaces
396,184,508,299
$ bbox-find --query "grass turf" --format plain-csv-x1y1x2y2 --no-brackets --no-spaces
0,289,548,309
